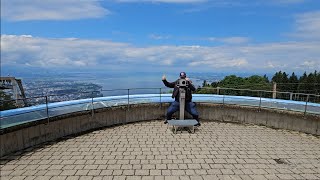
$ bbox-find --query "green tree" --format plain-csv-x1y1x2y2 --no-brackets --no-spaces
272,71,283,83
219,75,245,88
316,71,320,95
210,82,219,88
282,72,289,83
197,74,272,96
263,74,269,83
288,72,299,92
298,72,308,93
306,71,317,94
202,80,208,87
278,72,289,92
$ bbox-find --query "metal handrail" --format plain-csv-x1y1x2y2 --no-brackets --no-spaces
199,87,320,97
1,87,320,103
1,87,319,115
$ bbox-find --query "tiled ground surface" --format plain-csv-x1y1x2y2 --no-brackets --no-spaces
1,120,320,180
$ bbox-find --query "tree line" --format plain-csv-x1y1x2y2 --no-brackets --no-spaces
196,71,320,101
272,71,320,94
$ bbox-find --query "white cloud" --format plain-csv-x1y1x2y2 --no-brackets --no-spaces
301,60,317,68
1,0,109,21
1,35,319,72
149,34,171,40
291,11,320,39
208,37,250,44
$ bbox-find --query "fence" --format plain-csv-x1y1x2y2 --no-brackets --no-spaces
1,87,320,129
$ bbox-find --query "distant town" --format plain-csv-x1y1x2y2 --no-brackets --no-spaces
23,80,103,105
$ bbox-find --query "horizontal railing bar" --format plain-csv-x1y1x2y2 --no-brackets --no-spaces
199,87,320,97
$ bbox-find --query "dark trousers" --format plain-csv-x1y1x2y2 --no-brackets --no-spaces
166,101,199,121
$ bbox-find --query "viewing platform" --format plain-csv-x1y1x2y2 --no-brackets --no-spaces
1,89,320,179
1,121,319,180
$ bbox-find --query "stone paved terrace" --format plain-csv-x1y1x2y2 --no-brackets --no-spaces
1,121,320,180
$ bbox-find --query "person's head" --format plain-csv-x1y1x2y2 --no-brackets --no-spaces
179,72,186,79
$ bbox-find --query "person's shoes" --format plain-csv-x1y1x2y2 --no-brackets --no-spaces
164,120,168,124
195,122,201,126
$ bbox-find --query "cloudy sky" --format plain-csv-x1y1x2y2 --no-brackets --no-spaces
1,0,320,74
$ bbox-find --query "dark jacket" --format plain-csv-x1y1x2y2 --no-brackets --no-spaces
162,79,196,102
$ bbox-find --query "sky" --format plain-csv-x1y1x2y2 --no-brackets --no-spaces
1,0,320,75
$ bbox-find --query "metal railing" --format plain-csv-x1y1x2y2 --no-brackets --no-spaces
1,87,319,129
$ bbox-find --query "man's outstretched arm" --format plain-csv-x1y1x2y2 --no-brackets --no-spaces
162,75,175,88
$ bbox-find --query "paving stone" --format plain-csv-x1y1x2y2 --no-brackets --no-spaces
221,169,235,175
141,177,154,180
179,176,191,180
189,176,203,180
187,164,201,169
164,176,179,180
2,121,319,180
300,174,319,179
66,176,80,180
50,176,68,180
112,176,126,180
239,175,253,180
249,175,267,180
150,170,162,176
79,176,93,180
34,176,52,180
127,176,142,180
8,176,27,180
135,169,149,176
201,175,218,180
75,170,89,176
88,170,101,176
263,174,279,179
161,170,171,176
156,164,167,170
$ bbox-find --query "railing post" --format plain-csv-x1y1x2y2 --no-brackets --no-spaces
290,92,293,100
45,96,49,124
222,95,225,106
127,89,130,111
304,95,309,116
91,92,94,117
159,88,162,108
217,87,220,95
259,91,262,112
272,82,277,99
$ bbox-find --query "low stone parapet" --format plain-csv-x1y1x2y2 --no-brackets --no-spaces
1,103,319,157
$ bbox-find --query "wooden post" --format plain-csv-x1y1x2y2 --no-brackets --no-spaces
272,82,277,99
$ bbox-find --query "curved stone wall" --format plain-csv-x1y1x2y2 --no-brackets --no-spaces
1,103,319,157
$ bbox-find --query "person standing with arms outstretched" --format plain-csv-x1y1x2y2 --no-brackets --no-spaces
162,72,200,126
